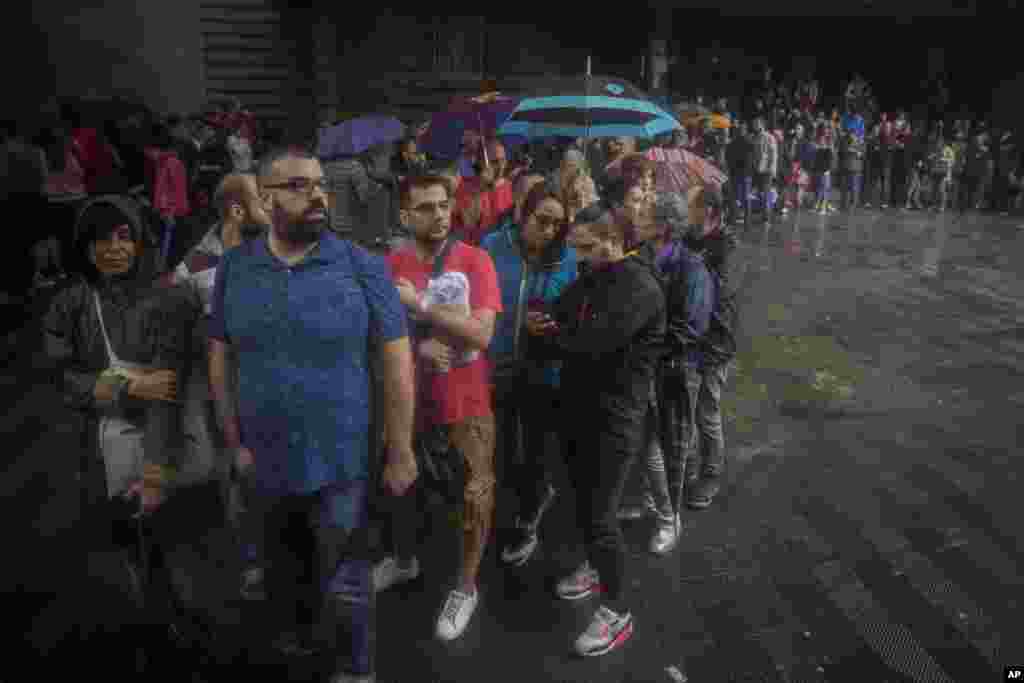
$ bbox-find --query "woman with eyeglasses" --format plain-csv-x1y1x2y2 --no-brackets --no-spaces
527,205,665,657
481,183,578,569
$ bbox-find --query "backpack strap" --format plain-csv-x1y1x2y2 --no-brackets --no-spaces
432,237,460,278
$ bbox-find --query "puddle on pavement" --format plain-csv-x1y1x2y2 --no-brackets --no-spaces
724,334,866,429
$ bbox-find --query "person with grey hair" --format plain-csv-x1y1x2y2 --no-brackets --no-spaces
549,148,600,224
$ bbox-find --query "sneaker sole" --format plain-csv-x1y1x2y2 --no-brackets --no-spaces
557,583,603,601
686,498,713,510
578,619,634,657
502,540,538,568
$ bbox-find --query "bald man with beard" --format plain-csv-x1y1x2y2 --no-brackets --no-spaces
168,172,272,600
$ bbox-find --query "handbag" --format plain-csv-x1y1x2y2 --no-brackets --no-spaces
414,423,464,505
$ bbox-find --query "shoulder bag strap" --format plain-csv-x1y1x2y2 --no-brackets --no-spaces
93,289,120,366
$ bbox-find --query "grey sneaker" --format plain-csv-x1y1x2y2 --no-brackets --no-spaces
556,562,602,601
617,493,657,521
649,513,682,555
501,519,539,567
373,556,420,593
240,566,266,601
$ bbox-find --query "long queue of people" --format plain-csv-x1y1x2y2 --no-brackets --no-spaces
675,93,1023,225
31,80,1019,682
38,117,741,680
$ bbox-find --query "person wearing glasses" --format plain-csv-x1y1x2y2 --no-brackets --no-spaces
481,183,578,568
379,174,502,643
208,148,417,683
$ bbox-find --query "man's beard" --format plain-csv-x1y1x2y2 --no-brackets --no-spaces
240,221,267,239
281,217,326,245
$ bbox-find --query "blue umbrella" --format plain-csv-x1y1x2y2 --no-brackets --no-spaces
497,76,681,141
317,116,406,160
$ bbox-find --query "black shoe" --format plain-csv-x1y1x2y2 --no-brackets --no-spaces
686,477,722,510
272,630,320,657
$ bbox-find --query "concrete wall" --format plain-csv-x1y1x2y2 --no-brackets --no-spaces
31,0,204,117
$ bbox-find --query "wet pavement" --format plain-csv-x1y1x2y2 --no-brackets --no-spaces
6,207,1024,682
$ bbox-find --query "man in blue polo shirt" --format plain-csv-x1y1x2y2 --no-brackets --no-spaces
208,147,417,683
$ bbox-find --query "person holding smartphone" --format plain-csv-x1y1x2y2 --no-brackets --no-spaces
528,205,665,657
481,183,577,569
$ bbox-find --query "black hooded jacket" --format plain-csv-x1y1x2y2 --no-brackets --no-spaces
529,242,666,423
43,195,199,499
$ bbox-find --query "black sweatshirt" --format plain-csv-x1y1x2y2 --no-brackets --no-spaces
528,248,666,416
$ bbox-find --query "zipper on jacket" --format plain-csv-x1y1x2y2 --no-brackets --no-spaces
512,259,530,362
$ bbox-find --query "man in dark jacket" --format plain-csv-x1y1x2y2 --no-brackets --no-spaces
677,188,737,510
961,132,993,213
725,121,756,225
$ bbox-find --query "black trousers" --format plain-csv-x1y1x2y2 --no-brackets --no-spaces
494,377,566,522
892,148,914,207
563,390,646,612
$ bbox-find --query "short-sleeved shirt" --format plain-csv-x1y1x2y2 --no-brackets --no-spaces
386,241,502,428
209,231,407,496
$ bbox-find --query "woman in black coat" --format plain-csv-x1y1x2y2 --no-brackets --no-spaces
43,195,199,666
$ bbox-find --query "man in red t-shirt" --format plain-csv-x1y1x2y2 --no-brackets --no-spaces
380,173,502,642
452,140,513,246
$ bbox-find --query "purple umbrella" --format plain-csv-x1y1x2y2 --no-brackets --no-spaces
317,116,406,160
420,93,520,160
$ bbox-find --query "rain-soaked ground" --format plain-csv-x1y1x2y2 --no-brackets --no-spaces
5,207,1023,682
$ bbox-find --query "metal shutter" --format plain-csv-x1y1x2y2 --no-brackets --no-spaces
200,1,291,126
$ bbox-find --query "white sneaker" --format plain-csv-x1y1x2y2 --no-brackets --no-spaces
574,605,634,657
372,556,420,593
435,588,479,641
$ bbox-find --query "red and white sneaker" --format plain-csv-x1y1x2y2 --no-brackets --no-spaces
556,562,602,601
574,606,634,657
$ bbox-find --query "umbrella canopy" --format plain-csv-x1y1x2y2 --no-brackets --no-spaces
675,101,710,118
645,147,729,197
419,92,521,160
317,115,405,160
497,76,681,141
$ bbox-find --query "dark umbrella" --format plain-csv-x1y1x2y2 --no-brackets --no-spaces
316,116,406,161
419,92,521,161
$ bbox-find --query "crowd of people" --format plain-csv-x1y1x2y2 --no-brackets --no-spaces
7,71,1021,682
0,96,273,310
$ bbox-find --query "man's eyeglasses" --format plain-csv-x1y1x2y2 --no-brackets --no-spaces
409,200,452,216
262,177,328,195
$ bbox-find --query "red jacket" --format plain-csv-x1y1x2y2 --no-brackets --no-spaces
452,177,513,246
72,128,116,194
145,148,191,218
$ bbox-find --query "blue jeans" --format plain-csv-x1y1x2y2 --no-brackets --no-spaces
732,175,753,220
841,173,863,209
815,172,832,203
160,216,176,271
259,478,373,676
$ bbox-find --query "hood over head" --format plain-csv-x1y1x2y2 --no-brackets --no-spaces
72,194,162,287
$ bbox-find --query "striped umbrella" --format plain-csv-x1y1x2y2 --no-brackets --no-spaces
497,76,681,141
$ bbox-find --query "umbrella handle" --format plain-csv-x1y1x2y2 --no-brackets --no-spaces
478,111,489,166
